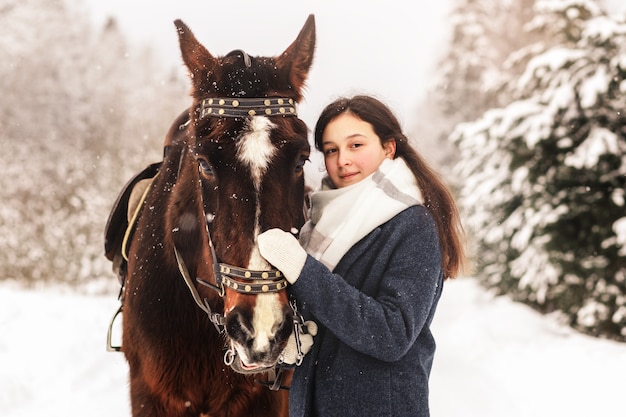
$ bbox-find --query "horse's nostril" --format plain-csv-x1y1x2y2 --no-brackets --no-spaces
274,315,293,343
226,309,253,344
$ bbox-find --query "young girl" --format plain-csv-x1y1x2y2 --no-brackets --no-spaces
258,95,468,417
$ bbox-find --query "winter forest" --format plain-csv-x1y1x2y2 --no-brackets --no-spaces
0,0,188,288
1,0,625,353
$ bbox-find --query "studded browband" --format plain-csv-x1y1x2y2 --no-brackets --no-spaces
199,97,297,118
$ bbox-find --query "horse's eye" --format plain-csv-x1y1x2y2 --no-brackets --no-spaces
295,155,309,174
198,159,213,176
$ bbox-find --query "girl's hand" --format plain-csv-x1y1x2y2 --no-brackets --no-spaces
257,228,307,284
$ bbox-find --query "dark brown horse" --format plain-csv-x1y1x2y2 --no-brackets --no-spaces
105,15,315,417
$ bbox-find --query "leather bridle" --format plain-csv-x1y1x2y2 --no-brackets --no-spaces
174,96,298,332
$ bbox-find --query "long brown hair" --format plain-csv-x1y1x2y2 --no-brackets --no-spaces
314,95,469,279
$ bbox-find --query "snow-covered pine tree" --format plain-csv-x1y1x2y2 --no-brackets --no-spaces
453,0,626,341
437,0,538,126
415,0,538,177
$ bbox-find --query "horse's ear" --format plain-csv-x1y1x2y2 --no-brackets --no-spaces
276,14,316,99
175,19,216,86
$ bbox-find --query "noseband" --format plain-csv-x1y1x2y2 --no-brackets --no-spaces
174,96,297,331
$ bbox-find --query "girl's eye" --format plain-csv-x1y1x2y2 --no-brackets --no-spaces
350,143,362,149
323,148,336,156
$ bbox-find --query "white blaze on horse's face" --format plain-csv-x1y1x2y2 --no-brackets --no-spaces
233,115,284,365
236,116,277,270
237,117,276,193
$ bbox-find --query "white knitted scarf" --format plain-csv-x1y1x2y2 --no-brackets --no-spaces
299,157,423,271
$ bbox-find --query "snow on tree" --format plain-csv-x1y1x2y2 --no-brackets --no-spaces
0,0,187,290
453,0,626,340
437,0,539,125
413,0,539,179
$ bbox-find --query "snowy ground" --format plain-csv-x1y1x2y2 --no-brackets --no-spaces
1,277,625,416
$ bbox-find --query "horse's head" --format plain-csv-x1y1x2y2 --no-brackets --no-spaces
170,15,315,373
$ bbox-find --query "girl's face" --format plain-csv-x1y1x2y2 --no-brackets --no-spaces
321,113,396,188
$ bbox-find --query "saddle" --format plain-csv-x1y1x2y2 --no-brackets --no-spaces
104,162,160,272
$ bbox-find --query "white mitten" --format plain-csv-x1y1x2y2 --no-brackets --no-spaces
280,321,318,365
257,228,308,284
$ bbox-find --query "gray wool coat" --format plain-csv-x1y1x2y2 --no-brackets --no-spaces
287,205,444,417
